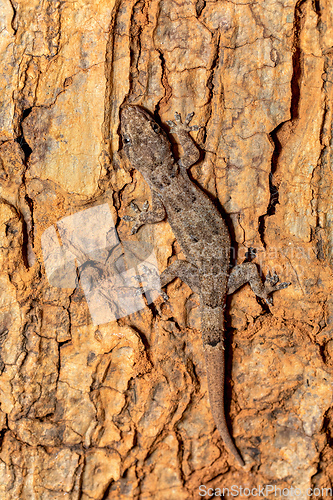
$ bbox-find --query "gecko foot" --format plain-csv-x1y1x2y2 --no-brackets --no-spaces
122,200,150,234
167,111,199,134
264,271,291,304
133,265,169,302
160,291,169,302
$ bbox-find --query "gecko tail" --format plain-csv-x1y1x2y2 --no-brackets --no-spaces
204,341,245,468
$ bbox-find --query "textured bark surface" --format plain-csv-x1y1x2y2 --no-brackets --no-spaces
0,0,333,498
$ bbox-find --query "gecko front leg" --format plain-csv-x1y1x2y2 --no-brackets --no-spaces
122,192,166,234
159,259,200,293
167,112,200,168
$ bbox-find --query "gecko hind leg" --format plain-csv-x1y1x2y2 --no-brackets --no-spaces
136,260,199,303
160,259,200,293
227,262,291,305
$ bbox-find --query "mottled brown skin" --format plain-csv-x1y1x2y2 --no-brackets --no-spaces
120,105,290,468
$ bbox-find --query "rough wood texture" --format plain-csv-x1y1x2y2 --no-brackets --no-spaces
0,0,333,498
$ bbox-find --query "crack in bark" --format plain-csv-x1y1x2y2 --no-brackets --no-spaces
206,31,221,127
311,53,333,261
306,1,332,263
258,123,282,248
8,0,18,36
156,48,172,113
15,107,33,164
103,0,124,143
196,0,206,17
128,0,147,100
13,106,35,267
290,0,306,121
258,0,306,247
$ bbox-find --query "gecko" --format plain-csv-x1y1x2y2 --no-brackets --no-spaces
120,105,290,468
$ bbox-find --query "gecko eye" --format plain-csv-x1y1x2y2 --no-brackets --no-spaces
122,135,131,145
150,122,160,133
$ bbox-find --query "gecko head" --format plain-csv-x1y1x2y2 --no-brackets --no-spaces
120,106,174,183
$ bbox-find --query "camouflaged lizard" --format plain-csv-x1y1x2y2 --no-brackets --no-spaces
120,105,290,468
